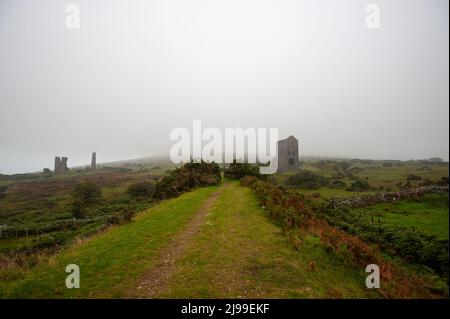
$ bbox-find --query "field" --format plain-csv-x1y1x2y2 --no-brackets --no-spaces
354,194,449,240
276,158,449,199
0,158,448,298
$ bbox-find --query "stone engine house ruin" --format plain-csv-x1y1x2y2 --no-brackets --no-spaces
277,135,299,173
54,156,69,174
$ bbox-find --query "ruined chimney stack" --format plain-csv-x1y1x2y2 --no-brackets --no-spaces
91,152,96,171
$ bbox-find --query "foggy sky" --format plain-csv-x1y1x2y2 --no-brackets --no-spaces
0,0,449,174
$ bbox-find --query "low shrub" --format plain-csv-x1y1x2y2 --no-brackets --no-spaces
154,161,221,199
71,182,102,205
347,179,370,191
70,182,102,219
241,176,312,230
107,207,136,225
127,181,155,198
437,176,449,186
330,180,346,189
224,161,261,180
406,174,422,181
287,170,328,189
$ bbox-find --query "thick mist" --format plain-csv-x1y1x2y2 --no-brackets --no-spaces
0,0,448,173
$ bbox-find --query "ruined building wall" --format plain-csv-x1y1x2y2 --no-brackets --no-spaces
54,156,69,174
54,157,61,173
61,157,69,173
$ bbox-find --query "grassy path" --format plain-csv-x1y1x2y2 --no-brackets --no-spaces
156,181,376,298
126,184,229,298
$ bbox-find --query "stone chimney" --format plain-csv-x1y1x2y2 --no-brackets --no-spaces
91,152,96,171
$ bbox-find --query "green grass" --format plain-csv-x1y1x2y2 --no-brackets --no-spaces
159,181,378,298
0,236,32,250
0,185,219,298
356,194,449,240
353,163,448,189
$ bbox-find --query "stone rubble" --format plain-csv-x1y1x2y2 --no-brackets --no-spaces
328,185,449,209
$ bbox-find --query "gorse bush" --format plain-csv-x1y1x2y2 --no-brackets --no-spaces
72,182,102,205
287,169,328,189
70,182,102,219
71,200,87,219
127,181,155,198
337,161,351,171
107,207,136,226
406,174,422,181
348,178,370,191
224,161,261,180
154,161,221,199
437,176,449,186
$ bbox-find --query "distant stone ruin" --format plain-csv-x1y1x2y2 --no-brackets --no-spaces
54,156,69,174
277,135,299,173
91,152,96,171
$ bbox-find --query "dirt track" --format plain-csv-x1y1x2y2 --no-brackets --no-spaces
125,183,229,298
